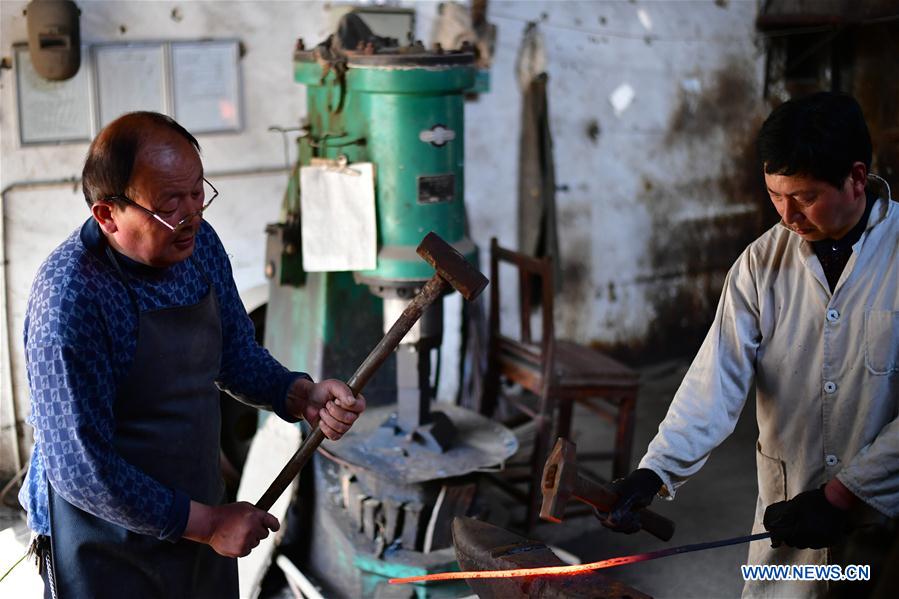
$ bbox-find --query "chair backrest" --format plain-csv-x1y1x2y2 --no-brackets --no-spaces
489,238,556,385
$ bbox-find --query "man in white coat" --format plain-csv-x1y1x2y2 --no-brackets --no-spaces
601,92,898,598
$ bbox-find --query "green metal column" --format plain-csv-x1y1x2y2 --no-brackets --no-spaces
294,55,477,286
264,50,478,403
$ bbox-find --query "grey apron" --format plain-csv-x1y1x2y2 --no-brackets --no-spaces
46,250,237,599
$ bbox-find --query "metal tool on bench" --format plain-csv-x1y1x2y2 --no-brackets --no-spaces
540,437,676,541
255,232,489,511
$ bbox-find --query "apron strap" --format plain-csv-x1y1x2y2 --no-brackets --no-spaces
104,247,214,310
189,255,214,288
104,246,140,313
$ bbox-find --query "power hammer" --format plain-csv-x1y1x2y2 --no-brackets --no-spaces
256,232,488,511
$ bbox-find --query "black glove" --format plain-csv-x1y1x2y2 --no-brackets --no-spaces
763,487,850,549
599,468,664,534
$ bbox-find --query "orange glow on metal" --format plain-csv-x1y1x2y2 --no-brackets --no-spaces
388,532,771,585
388,552,651,584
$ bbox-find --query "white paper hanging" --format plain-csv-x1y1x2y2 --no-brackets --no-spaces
299,162,377,272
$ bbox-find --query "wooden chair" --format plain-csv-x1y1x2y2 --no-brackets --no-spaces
482,238,640,529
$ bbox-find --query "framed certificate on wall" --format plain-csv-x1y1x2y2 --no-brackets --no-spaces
93,43,167,128
171,40,242,133
14,39,242,144
14,44,92,145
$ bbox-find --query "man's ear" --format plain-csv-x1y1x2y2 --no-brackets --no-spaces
849,161,868,198
91,201,118,234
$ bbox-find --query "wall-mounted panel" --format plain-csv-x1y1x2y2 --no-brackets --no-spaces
94,43,167,127
172,40,242,133
14,44,92,144
14,39,241,144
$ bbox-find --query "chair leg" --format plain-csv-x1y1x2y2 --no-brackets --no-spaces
555,397,573,441
613,390,637,479
480,363,500,417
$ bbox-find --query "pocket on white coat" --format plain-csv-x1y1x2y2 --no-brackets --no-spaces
865,310,899,375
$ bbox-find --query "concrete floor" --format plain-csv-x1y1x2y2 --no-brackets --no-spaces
525,358,761,598
254,357,763,599
0,489,42,598
0,358,761,599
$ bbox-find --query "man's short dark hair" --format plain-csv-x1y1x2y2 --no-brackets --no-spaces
81,112,200,207
757,92,872,189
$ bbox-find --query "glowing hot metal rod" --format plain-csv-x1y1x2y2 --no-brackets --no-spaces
388,532,771,584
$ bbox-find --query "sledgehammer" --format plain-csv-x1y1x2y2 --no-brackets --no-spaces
255,232,488,511
540,437,675,541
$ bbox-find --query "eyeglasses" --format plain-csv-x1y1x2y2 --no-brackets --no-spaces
105,178,218,234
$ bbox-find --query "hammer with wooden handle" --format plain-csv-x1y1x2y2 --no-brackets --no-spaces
255,232,488,511
540,437,675,541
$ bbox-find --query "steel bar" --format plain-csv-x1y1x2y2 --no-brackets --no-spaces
389,532,772,584
450,516,648,598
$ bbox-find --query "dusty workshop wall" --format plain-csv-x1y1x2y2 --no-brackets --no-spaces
0,0,775,477
0,0,365,477
843,19,899,195
463,0,774,365
758,0,899,193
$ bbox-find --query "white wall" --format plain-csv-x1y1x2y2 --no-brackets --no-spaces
1,0,769,476
464,0,769,354
0,0,345,475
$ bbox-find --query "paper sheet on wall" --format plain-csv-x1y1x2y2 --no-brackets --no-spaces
15,45,92,143
172,41,242,133
95,44,167,127
300,163,377,272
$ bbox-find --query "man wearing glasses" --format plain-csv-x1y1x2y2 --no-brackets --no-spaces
19,111,366,598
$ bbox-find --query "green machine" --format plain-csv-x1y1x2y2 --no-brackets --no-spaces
262,16,516,599
265,18,479,443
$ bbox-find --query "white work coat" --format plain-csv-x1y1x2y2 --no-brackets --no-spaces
640,179,898,598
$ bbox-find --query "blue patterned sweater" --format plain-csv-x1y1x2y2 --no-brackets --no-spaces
19,218,306,541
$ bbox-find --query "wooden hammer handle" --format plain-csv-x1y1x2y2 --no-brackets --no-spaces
255,275,449,512
256,425,325,511
634,505,676,542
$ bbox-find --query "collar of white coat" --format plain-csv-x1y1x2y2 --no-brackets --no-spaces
864,173,893,234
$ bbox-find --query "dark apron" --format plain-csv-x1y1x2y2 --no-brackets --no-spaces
46,251,237,599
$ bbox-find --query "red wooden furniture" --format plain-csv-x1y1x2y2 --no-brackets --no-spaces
482,238,640,529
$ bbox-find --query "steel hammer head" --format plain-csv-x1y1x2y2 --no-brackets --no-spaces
540,437,578,523
416,232,489,301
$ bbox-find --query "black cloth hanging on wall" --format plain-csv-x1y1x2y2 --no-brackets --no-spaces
517,23,561,293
